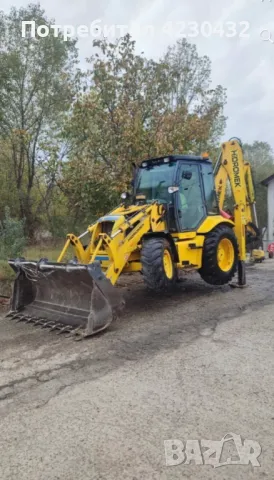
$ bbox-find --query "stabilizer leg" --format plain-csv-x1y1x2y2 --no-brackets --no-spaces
230,260,247,289
238,260,246,287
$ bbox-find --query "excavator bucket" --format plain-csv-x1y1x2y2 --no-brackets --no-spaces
7,259,124,338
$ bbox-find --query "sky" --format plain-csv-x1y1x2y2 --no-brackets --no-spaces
2,0,274,148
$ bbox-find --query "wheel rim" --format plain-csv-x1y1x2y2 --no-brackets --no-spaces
217,238,235,272
163,249,173,279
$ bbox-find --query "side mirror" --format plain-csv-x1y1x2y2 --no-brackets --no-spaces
182,171,192,180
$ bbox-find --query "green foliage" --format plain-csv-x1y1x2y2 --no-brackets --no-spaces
0,5,271,241
243,141,274,228
62,35,227,218
59,159,121,222
163,40,227,151
0,3,79,237
0,207,26,259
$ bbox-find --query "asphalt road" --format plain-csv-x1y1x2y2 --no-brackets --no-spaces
0,261,274,479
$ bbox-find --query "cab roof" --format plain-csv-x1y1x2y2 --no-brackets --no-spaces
140,154,212,168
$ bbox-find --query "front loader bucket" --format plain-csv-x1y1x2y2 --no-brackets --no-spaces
7,259,124,338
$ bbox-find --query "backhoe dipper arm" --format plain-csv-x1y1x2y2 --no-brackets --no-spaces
214,157,228,212
244,162,259,228
214,139,258,285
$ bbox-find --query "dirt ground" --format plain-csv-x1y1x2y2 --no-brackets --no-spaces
0,261,274,480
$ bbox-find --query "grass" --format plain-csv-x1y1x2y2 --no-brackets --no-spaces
0,260,14,282
24,244,63,262
0,241,71,282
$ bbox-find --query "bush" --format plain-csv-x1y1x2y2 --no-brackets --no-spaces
0,207,26,259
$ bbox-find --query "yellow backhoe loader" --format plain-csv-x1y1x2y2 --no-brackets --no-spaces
7,138,260,338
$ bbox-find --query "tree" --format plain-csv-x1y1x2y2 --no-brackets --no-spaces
243,141,274,228
62,35,226,218
0,4,78,237
243,141,274,168
163,39,227,151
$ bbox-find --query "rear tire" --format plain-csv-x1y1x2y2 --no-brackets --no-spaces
199,225,238,286
141,237,176,292
269,252,274,259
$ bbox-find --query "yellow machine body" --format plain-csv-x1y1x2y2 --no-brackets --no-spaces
57,212,233,283
8,139,260,338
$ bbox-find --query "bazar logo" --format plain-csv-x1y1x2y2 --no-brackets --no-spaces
164,433,261,468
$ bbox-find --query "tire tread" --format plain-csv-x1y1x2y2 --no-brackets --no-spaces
141,237,176,291
199,225,238,286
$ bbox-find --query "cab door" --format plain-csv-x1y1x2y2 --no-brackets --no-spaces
176,163,207,231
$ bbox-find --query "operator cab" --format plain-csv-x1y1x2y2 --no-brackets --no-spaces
135,155,219,232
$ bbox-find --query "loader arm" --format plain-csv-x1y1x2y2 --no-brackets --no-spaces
58,202,167,285
8,202,167,338
214,139,259,263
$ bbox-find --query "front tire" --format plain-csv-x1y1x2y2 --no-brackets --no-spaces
141,237,176,292
199,225,238,286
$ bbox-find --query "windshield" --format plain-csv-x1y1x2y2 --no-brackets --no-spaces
136,162,176,203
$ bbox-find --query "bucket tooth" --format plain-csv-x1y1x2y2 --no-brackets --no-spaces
49,323,63,332
57,325,73,335
33,319,46,326
25,316,36,323
41,321,56,329
15,315,30,323
9,313,22,320
65,326,83,338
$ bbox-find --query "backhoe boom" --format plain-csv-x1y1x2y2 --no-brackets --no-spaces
214,138,260,282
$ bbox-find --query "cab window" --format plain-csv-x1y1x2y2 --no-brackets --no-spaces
178,164,206,230
201,163,219,214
